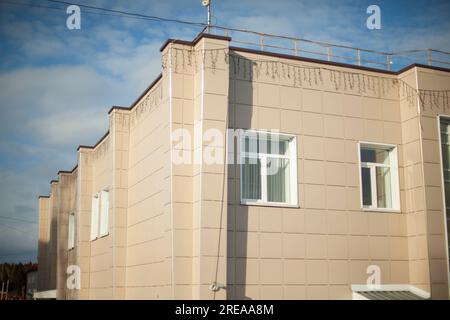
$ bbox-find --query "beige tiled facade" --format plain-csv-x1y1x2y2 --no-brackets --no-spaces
37,33,450,299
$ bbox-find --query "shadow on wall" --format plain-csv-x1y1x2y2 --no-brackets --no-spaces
37,239,47,291
227,53,253,300
37,216,57,292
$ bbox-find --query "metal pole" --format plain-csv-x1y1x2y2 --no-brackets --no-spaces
207,2,211,33
357,49,361,66
327,47,331,62
260,35,264,51
5,280,9,300
1,282,4,300
294,41,298,56
427,49,431,66
386,55,391,71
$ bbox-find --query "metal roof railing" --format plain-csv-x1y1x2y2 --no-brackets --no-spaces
206,25,450,71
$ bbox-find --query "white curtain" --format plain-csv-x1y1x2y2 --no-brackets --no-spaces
90,195,99,240
242,157,261,200
242,133,292,203
268,158,290,203
68,214,75,249
376,167,392,208
99,190,109,236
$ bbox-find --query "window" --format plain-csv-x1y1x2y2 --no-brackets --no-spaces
439,117,450,259
90,189,109,241
440,119,450,213
359,142,400,211
68,213,75,250
90,194,99,240
240,131,298,206
99,189,109,237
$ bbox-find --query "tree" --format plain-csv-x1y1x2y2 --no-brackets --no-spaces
0,262,31,299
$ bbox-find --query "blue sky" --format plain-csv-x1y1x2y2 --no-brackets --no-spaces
0,0,449,263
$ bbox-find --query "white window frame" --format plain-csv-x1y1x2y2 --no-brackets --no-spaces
439,117,450,214
358,141,400,212
239,130,298,207
99,188,110,237
90,193,100,240
68,213,75,250
437,115,450,283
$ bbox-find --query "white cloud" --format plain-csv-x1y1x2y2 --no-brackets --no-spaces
0,45,162,146
0,8,165,261
0,169,39,263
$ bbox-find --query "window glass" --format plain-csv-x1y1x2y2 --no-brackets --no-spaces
444,171,450,181
242,157,261,200
360,148,389,164
376,167,392,208
90,195,99,240
361,167,372,206
440,120,450,258
444,181,450,205
261,136,289,155
441,132,449,145
99,190,109,237
244,135,258,153
442,144,450,170
360,143,399,210
241,131,297,206
68,213,75,249
267,158,290,203
244,134,289,155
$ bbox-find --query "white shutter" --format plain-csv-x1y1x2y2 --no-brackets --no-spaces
90,195,99,240
99,190,109,236
68,213,75,249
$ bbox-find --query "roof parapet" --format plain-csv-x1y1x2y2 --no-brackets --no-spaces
231,46,450,76
159,32,231,52
107,105,129,114
57,165,78,176
77,130,110,151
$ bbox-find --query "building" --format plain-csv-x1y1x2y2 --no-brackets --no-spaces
36,32,450,300
26,264,38,300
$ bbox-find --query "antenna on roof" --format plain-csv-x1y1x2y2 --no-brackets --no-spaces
201,0,212,33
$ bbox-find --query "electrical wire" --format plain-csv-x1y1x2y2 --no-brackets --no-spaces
0,223,31,235
0,216,37,224
0,251,36,257
0,0,204,24
0,0,65,12
0,0,448,63
45,0,207,27
43,0,450,63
